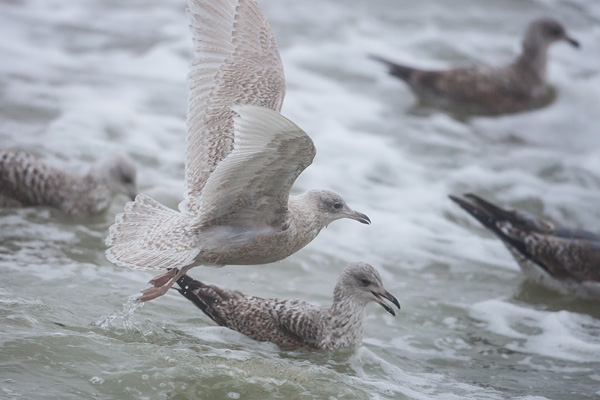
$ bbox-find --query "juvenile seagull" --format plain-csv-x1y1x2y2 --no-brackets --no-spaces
372,18,579,114
175,262,400,350
0,149,136,216
105,0,370,301
450,194,600,298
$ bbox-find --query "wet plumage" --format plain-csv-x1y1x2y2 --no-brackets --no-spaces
175,262,400,350
372,18,579,114
450,193,600,298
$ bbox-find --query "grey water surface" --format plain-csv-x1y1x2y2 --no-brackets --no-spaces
1,0,600,399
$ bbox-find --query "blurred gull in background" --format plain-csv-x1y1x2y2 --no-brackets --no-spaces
371,18,579,115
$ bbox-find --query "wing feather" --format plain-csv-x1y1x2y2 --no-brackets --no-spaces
198,104,315,228
182,0,285,215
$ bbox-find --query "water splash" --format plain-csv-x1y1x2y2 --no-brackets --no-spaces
95,295,145,332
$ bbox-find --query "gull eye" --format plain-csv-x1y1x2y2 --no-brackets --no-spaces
549,27,562,36
333,202,342,209
360,278,371,287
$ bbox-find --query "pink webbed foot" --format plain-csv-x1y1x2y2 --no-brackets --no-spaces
137,286,170,302
148,269,178,287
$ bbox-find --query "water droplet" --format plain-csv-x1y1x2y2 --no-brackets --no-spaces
141,374,149,381
227,392,240,399
90,377,104,385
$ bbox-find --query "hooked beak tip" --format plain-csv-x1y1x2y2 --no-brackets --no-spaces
566,37,580,48
351,212,371,225
373,290,400,316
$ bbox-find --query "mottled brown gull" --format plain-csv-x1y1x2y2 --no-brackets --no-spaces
450,194,600,299
175,262,400,350
371,18,579,114
105,0,370,302
0,149,137,216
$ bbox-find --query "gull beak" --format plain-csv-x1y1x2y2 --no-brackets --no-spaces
371,289,400,316
347,210,371,225
127,187,138,201
565,36,580,48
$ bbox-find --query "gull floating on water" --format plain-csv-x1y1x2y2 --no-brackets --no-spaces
175,262,400,350
105,0,370,302
0,149,137,216
371,18,579,114
450,194,600,299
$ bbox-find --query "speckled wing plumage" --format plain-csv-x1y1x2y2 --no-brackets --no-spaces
0,149,63,208
198,105,316,228
371,56,543,113
182,0,286,215
105,194,201,271
0,149,112,216
450,194,600,284
176,273,324,350
105,0,291,272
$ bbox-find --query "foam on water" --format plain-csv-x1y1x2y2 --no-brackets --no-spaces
1,0,600,398
470,299,600,363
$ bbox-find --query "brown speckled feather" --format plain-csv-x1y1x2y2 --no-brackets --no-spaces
372,18,579,114
450,193,600,298
0,149,136,216
182,0,286,215
175,263,400,350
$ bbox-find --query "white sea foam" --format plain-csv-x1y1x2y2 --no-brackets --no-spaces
1,0,599,398
470,299,600,362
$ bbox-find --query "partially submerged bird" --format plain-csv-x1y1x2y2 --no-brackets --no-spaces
372,18,580,114
175,262,400,351
106,0,370,302
0,149,137,216
450,193,600,298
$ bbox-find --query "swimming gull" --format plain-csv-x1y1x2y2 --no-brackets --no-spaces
0,149,137,216
450,194,600,298
371,18,579,114
175,262,400,350
105,0,371,302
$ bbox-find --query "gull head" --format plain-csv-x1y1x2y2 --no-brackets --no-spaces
94,154,138,200
336,262,400,316
307,190,371,226
524,18,579,50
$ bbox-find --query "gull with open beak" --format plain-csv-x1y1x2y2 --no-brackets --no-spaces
174,262,400,350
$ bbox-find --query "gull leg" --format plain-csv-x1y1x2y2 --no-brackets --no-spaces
137,266,193,302
148,269,178,287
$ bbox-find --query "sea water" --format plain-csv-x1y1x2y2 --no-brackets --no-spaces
1,0,600,398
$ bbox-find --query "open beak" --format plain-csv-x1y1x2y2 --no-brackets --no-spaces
372,289,401,316
348,210,371,225
565,36,580,48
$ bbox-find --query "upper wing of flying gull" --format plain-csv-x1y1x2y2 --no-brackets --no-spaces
182,0,286,215
198,104,316,229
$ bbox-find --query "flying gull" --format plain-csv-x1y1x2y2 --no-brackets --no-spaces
371,18,579,114
175,262,400,350
0,149,137,216
450,193,600,298
105,0,371,301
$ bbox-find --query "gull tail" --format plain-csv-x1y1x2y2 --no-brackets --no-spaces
105,194,200,271
175,273,230,327
449,193,534,259
369,54,416,82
